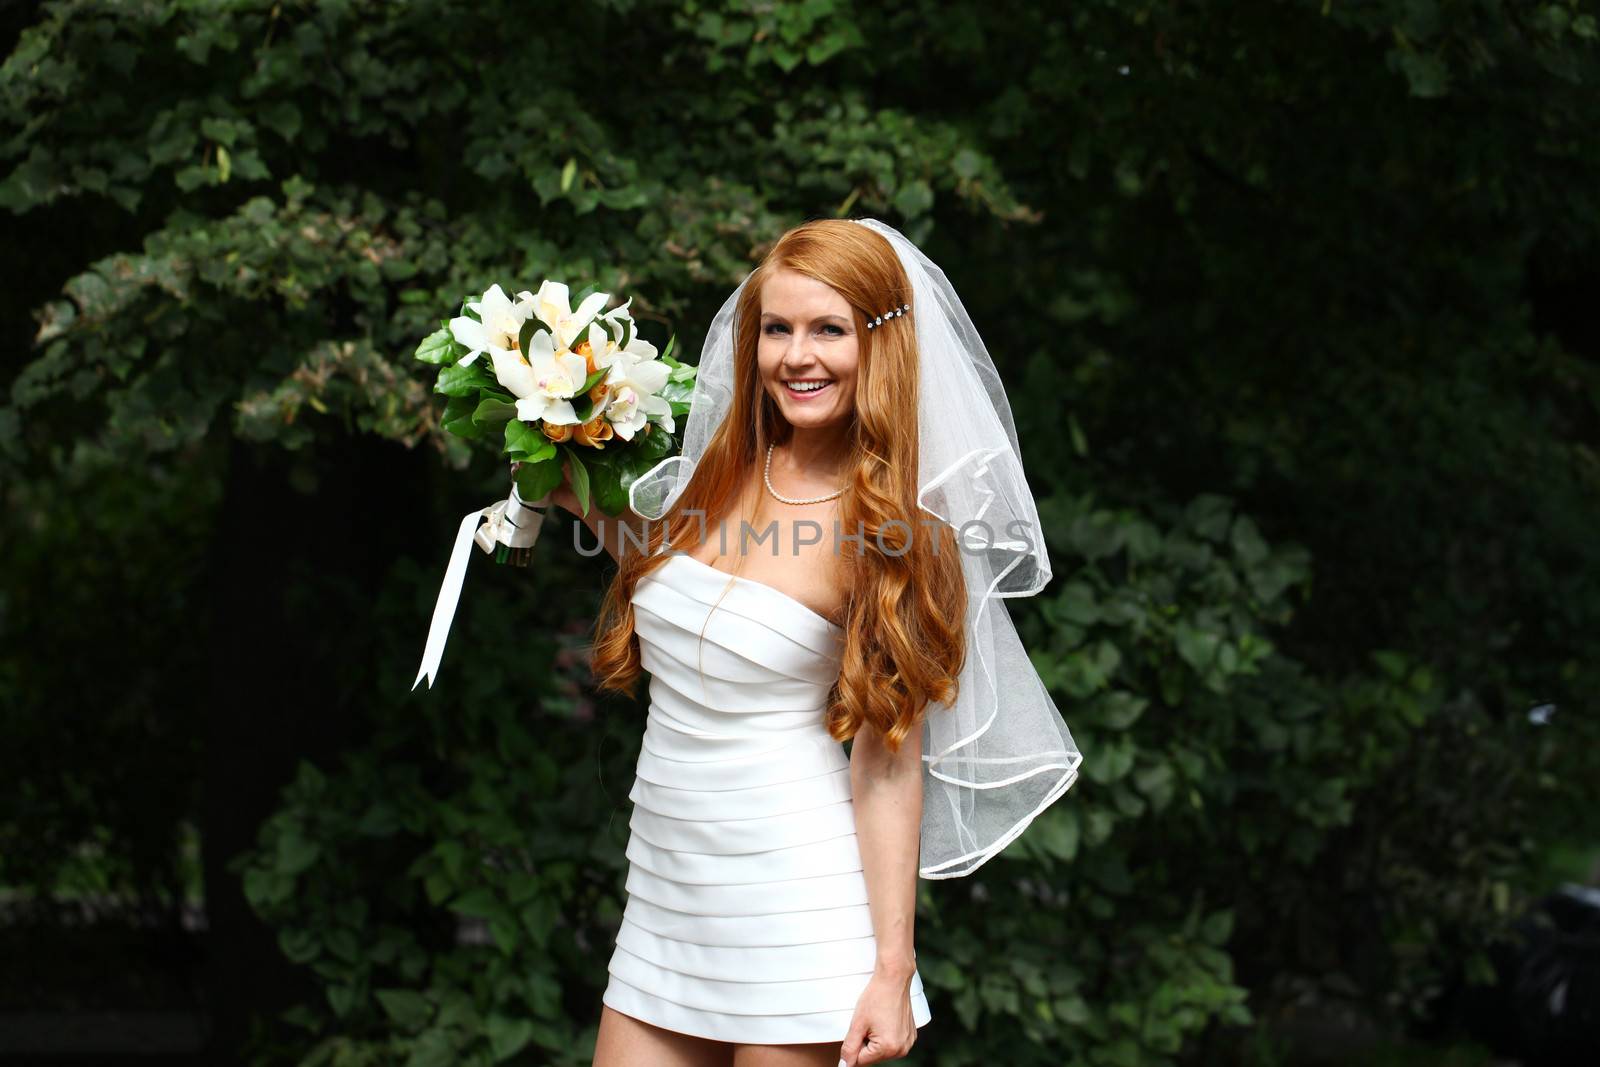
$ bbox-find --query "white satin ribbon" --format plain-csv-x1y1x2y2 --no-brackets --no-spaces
413,482,548,690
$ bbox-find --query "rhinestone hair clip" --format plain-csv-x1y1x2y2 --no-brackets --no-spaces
864,302,911,330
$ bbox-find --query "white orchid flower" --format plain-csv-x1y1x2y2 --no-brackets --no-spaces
449,283,531,367
571,321,647,381
601,296,635,335
520,280,611,351
603,359,674,440
577,322,624,373
588,324,659,382
487,326,587,426
598,298,662,364
619,332,658,364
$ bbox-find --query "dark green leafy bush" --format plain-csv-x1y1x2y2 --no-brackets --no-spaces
3,2,1596,1065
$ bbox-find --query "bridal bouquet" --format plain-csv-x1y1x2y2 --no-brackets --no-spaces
418,280,694,525
411,279,695,689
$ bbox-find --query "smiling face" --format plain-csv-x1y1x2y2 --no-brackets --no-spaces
757,267,860,434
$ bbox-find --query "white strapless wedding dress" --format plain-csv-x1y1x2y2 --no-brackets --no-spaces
601,552,934,1044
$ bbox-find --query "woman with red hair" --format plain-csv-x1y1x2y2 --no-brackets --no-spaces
547,218,1081,1067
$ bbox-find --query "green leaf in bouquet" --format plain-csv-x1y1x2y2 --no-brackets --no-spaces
518,314,554,358
565,447,592,517
502,419,556,462
579,365,609,393
525,436,557,464
599,312,634,351
661,376,695,416
470,396,517,427
435,359,495,397
634,423,676,461
513,455,563,503
571,369,612,424
592,428,672,513
660,333,677,362
441,395,485,440
567,314,598,351
585,450,629,515
458,297,481,322
414,326,457,366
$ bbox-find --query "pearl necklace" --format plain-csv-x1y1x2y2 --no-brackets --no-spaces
763,443,844,505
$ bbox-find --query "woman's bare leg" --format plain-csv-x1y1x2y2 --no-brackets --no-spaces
593,1004,734,1067
731,1041,841,1067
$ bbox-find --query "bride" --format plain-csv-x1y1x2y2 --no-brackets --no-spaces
540,218,1081,1067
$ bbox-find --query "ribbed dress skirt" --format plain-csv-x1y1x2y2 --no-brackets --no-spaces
601,553,933,1044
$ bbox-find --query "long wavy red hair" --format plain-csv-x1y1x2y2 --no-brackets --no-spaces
587,218,966,753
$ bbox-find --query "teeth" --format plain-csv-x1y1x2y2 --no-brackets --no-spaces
787,380,830,392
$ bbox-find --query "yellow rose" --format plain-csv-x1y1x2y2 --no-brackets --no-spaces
573,414,614,448
573,339,599,375
542,421,574,443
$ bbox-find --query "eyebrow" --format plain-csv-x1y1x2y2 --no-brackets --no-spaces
760,312,851,324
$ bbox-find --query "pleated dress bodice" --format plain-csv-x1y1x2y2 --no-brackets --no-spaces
601,551,933,1044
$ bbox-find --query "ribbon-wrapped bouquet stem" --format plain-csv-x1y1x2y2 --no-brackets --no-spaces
411,280,695,689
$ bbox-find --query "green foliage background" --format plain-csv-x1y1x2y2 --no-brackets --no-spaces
2,1,1598,1065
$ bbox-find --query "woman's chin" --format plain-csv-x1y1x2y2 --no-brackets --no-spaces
780,403,851,430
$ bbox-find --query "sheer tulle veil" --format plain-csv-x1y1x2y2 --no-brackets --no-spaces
628,218,1083,878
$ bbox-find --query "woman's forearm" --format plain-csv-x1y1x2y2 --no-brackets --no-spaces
548,484,652,564
849,719,924,976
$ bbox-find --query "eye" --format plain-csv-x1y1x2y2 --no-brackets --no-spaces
763,323,846,336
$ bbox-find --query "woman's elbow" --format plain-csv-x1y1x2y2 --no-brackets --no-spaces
850,720,924,789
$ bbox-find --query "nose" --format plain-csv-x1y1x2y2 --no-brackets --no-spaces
781,331,819,370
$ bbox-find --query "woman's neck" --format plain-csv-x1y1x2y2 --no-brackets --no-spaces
780,424,850,482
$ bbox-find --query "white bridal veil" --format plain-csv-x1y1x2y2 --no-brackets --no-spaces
628,217,1083,879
